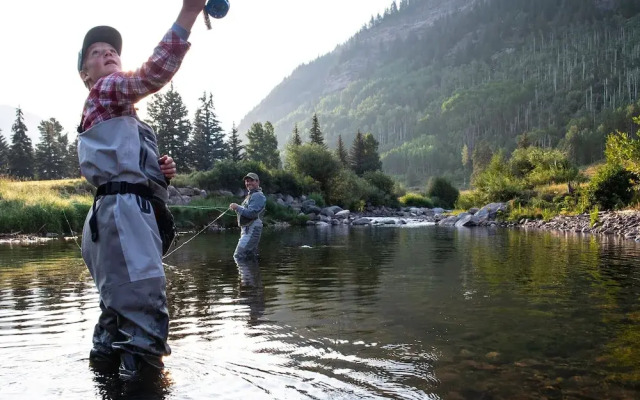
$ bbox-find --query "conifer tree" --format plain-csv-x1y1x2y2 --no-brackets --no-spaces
65,136,80,178
246,121,280,169
226,123,244,162
147,83,191,172
8,107,34,178
34,118,66,179
0,130,8,175
189,92,225,171
290,123,302,146
336,134,348,166
349,130,366,175
308,113,325,148
362,133,382,173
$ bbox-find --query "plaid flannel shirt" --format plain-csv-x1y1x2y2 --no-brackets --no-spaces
80,28,190,132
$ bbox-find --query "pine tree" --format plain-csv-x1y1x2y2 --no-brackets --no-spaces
189,92,225,171
147,83,191,173
290,123,302,146
65,136,80,178
0,130,8,175
8,107,34,178
245,121,280,169
308,113,325,148
34,118,66,179
361,133,382,173
226,123,244,162
349,130,366,175
335,134,348,166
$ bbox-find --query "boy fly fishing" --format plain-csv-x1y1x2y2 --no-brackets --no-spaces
76,0,229,382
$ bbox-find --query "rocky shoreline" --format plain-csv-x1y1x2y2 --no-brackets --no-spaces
4,189,640,245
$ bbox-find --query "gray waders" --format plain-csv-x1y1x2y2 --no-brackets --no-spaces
78,117,172,373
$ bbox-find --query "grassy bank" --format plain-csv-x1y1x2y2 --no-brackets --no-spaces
0,178,93,235
0,178,307,236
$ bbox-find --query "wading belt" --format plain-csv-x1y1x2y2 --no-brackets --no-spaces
89,181,154,242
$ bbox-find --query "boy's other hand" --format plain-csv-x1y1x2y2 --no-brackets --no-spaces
159,155,177,179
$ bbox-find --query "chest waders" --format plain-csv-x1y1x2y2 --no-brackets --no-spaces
78,116,173,373
233,190,266,260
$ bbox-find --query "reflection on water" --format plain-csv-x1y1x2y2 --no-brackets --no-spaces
0,226,639,399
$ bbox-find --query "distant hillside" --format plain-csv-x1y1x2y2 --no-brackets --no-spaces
0,105,44,144
238,0,640,186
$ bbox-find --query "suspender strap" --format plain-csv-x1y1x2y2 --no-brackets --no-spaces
89,181,154,242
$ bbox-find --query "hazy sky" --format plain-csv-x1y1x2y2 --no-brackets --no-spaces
0,0,393,138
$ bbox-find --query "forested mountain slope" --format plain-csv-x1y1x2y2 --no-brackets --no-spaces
238,0,640,186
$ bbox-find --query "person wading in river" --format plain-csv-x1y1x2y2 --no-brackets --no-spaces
230,173,266,260
76,0,209,382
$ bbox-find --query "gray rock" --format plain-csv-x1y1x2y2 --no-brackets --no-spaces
352,217,372,225
438,215,460,227
455,215,477,228
335,210,350,219
328,205,343,214
320,207,335,218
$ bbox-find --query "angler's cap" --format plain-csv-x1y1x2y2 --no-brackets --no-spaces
243,172,259,181
77,26,122,72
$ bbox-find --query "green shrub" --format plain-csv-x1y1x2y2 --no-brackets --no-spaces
426,177,459,208
307,192,326,207
270,169,304,196
327,169,369,209
398,192,433,208
455,191,484,210
583,163,637,210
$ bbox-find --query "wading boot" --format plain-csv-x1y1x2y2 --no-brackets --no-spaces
89,344,119,371
119,352,164,382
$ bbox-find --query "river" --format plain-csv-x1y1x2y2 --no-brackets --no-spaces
0,225,638,399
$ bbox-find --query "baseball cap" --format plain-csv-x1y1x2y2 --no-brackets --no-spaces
77,26,122,72
243,172,259,181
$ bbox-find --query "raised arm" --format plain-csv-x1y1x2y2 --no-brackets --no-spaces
176,0,208,32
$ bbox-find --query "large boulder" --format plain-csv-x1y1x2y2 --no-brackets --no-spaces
475,203,508,222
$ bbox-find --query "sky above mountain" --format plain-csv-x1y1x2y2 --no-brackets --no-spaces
0,0,394,141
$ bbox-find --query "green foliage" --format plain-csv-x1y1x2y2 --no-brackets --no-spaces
264,197,308,226
326,168,370,209
398,192,433,208
426,177,459,208
605,130,640,184
287,143,340,194
147,83,191,173
0,199,89,234
363,170,399,207
308,113,325,147
270,169,304,196
245,122,281,169
189,92,225,171
590,206,600,227
583,163,637,210
307,192,326,208
242,1,640,183
34,119,72,180
188,159,270,192
9,107,34,179
473,152,527,203
226,123,244,162
0,130,8,174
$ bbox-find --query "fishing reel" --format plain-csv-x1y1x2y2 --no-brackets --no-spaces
203,0,230,29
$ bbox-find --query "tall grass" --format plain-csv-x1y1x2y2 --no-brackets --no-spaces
0,178,93,235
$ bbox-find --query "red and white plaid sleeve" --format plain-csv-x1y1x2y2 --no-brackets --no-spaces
81,29,191,132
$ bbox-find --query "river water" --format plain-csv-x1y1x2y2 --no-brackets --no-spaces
0,225,638,399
